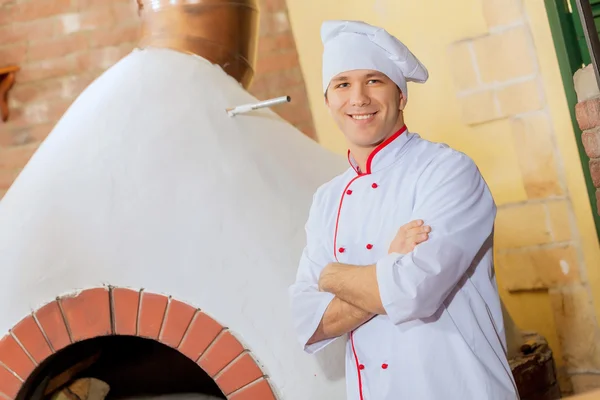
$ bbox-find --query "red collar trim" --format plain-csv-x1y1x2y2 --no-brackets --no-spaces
347,150,360,174
347,125,408,175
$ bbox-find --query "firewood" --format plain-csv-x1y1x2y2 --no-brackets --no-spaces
49,378,110,400
44,352,102,396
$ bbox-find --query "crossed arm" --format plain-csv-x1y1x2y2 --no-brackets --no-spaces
307,221,430,345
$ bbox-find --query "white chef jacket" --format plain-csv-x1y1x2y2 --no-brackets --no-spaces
289,126,519,400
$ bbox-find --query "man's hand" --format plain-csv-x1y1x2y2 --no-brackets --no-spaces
388,219,431,254
318,263,336,292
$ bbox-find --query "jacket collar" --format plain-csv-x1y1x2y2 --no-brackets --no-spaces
347,125,409,175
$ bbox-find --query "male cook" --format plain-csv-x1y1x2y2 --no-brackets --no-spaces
289,20,519,400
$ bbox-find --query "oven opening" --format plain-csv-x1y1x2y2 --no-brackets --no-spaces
17,335,226,399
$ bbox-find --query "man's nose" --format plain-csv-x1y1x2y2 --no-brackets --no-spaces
350,86,370,107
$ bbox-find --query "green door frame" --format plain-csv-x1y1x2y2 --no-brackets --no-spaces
545,0,600,239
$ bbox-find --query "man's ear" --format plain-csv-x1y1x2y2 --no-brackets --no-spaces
324,92,333,116
399,91,407,111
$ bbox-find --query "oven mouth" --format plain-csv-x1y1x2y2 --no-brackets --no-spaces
17,335,226,400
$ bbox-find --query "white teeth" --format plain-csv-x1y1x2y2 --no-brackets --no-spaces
351,114,374,120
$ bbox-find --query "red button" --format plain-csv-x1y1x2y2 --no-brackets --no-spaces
381,363,388,369
346,189,353,195
338,247,345,253
372,183,378,188
359,364,365,370
366,244,373,250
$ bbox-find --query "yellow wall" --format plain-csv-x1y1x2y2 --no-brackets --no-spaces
286,0,600,391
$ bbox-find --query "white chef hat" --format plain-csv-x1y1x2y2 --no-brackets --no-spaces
321,20,429,102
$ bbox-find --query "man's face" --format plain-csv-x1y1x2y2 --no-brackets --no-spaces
325,69,404,149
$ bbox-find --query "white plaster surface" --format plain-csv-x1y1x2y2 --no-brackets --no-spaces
0,48,347,399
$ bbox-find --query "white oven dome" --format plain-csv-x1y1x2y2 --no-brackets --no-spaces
0,47,347,399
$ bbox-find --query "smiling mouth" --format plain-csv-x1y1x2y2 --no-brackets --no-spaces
348,112,377,120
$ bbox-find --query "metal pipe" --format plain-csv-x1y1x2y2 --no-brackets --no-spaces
137,0,260,89
226,96,291,117
575,0,600,86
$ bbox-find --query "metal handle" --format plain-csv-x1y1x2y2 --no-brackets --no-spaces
226,96,291,117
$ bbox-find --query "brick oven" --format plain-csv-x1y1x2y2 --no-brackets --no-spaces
0,1,542,399
0,1,348,398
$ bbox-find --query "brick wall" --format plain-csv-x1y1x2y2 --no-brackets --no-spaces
574,63,600,393
447,0,600,394
0,0,315,199
575,65,600,216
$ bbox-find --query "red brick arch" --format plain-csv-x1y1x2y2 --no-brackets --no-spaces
0,287,278,400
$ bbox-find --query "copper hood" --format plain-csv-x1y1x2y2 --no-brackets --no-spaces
137,0,260,89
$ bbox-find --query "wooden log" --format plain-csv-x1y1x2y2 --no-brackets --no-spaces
509,332,561,400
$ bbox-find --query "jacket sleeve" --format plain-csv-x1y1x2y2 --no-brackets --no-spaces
288,192,337,354
375,152,496,325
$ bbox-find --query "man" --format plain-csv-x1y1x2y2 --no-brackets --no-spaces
289,20,518,400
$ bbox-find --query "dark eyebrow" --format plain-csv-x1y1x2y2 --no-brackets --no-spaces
331,72,386,83
330,76,349,82
364,72,386,79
